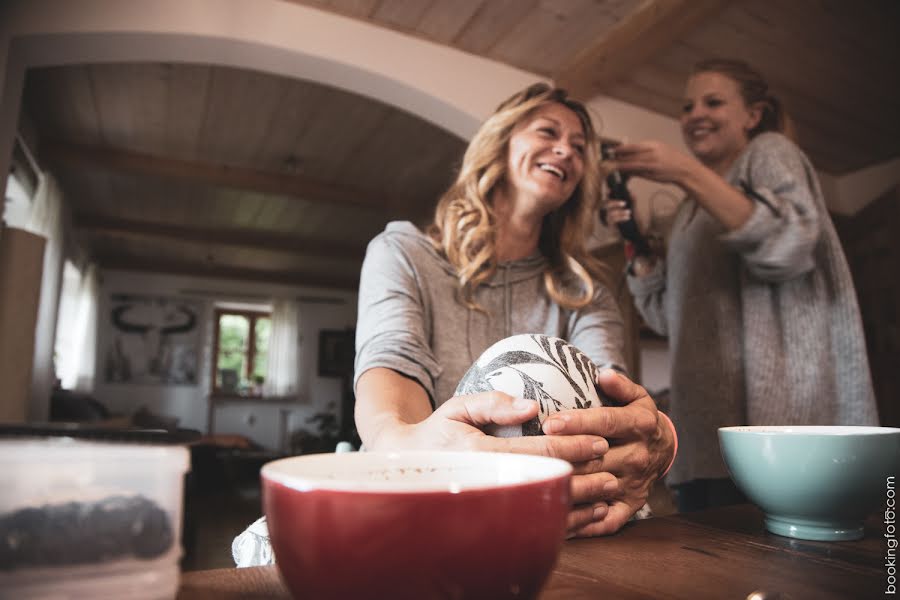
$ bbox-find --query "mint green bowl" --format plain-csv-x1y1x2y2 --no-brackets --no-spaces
718,426,900,541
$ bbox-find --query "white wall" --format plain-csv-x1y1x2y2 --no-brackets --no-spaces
95,270,357,450
639,337,671,393
826,156,900,216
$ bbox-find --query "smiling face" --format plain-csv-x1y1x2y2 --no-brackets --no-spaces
680,71,762,173
503,102,586,217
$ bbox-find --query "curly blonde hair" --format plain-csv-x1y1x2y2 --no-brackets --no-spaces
426,83,603,311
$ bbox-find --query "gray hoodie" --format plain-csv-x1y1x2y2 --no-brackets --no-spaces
355,221,626,407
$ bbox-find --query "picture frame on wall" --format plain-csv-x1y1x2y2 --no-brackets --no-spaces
103,294,202,385
317,329,355,378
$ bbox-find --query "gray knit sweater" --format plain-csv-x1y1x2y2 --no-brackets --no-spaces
355,221,627,408
628,132,879,486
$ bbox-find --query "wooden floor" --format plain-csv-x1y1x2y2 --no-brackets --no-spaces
182,485,263,571
181,447,271,572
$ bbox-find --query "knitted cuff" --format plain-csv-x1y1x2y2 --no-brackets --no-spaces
658,411,678,478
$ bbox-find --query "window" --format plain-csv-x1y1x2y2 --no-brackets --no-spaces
4,134,39,228
212,309,271,394
53,261,82,387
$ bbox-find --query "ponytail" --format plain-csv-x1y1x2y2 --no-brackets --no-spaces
693,59,796,142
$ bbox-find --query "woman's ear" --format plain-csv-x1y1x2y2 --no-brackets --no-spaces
745,102,764,133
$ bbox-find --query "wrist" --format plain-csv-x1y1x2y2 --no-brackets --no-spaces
676,157,712,194
658,412,678,477
364,416,416,451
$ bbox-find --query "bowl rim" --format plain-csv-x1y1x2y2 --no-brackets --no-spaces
261,450,573,494
719,425,900,436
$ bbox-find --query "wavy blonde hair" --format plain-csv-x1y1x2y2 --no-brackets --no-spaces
426,83,603,311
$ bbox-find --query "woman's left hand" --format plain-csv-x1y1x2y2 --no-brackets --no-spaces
542,369,675,537
613,141,699,186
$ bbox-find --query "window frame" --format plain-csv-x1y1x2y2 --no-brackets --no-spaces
211,308,271,395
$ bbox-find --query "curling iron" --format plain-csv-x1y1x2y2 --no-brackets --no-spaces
601,141,651,256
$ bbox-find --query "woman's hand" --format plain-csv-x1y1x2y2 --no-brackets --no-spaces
603,199,633,229
612,141,700,186
542,369,675,537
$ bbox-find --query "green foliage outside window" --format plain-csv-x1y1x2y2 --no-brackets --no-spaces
253,317,271,381
215,312,270,393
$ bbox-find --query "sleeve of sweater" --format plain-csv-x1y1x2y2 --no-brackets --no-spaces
567,281,629,375
353,232,443,404
719,132,821,282
626,260,669,337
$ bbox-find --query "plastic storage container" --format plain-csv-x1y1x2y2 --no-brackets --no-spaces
0,438,190,599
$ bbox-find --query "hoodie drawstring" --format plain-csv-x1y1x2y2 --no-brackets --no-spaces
504,265,511,338
466,307,474,364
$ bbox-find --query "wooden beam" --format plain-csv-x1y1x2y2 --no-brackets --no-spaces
75,214,367,260
554,0,728,99
42,141,388,209
96,255,360,290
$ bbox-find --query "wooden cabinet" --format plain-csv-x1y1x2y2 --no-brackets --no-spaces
0,226,46,422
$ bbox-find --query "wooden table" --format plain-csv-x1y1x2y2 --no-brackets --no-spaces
178,504,886,599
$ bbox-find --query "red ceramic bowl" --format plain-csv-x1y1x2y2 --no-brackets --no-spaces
261,451,572,600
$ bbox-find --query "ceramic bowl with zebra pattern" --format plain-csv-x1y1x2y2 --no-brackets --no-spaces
455,334,604,438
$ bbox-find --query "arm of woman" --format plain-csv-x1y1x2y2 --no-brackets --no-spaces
615,136,820,282
613,140,754,230
355,366,554,451
716,133,821,281
626,256,669,337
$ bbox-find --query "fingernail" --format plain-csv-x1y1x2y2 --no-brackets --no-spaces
513,398,534,411
603,480,619,493
604,368,629,381
544,418,564,434
592,440,608,455
593,504,608,519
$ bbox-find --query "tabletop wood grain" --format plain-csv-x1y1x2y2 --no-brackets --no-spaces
178,504,886,599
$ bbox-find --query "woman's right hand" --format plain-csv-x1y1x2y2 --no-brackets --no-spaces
604,199,634,229
604,199,658,276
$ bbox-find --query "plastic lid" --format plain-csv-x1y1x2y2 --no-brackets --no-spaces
0,437,190,471
0,422,200,444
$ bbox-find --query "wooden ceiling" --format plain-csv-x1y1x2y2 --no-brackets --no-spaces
23,64,466,288
18,0,900,288
293,0,900,174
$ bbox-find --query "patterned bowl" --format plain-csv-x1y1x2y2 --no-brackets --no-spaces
456,334,603,437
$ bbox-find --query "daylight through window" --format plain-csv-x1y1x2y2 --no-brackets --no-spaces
213,309,271,394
